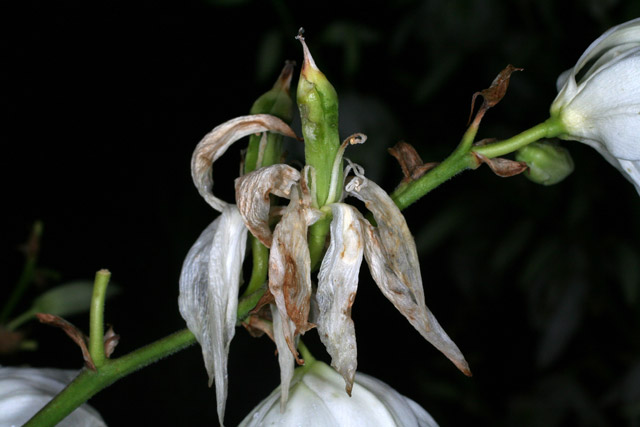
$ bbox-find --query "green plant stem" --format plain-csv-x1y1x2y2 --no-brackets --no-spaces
24,328,196,427
89,270,111,368
472,117,563,158
1,221,43,324
392,117,564,210
5,308,38,331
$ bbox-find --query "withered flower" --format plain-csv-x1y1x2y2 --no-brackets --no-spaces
179,113,470,425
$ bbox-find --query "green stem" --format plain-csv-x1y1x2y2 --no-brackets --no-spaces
24,329,196,427
1,221,43,324
5,308,38,331
89,270,111,368
472,117,564,158
392,117,564,210
308,215,331,270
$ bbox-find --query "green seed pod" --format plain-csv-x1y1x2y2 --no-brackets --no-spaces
244,61,295,174
515,140,574,186
296,31,341,207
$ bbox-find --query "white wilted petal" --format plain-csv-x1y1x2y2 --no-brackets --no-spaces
235,164,301,247
269,186,322,364
178,205,248,425
317,203,364,394
346,176,471,377
270,303,296,411
191,114,298,212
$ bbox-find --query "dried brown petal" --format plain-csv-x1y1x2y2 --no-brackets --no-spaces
235,164,301,247
191,114,298,212
317,203,364,395
472,152,528,177
103,326,119,358
346,176,471,377
36,313,95,371
388,141,438,183
268,185,322,364
469,65,523,125
242,314,274,341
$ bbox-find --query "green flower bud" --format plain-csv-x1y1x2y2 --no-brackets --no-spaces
296,30,341,207
515,140,574,186
244,61,295,174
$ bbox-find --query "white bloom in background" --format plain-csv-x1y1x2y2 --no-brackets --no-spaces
550,17,640,194
0,366,106,427
239,360,438,427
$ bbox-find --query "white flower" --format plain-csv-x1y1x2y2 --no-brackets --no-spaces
550,17,640,194
239,360,438,427
0,366,106,427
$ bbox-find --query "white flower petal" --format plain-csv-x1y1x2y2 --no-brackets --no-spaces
317,203,364,394
178,205,248,425
551,18,640,195
235,164,301,247
239,361,438,427
0,367,106,427
346,176,471,377
191,114,297,212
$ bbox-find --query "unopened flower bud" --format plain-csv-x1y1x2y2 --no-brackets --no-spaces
296,29,341,206
240,360,437,427
245,61,296,173
515,141,574,186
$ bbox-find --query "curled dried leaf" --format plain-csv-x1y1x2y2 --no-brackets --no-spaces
317,203,364,395
36,313,95,371
191,114,298,212
242,313,274,341
235,164,301,248
346,175,471,377
469,65,523,125
388,141,438,184
178,206,248,426
472,152,528,177
103,326,119,358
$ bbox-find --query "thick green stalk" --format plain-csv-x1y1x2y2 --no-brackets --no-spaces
297,37,341,207
24,329,196,427
89,270,111,368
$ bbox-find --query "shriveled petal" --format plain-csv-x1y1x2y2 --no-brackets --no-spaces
235,164,301,247
270,304,296,411
346,175,471,376
191,114,297,212
269,186,322,363
317,203,364,394
178,206,248,425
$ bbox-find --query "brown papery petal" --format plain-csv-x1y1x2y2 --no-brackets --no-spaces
270,304,295,411
346,176,471,377
317,203,364,394
235,164,301,248
268,186,322,363
191,114,298,212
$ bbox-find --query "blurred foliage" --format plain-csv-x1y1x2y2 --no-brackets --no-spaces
5,0,640,426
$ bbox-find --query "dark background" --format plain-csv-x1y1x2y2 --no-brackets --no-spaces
4,0,640,425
